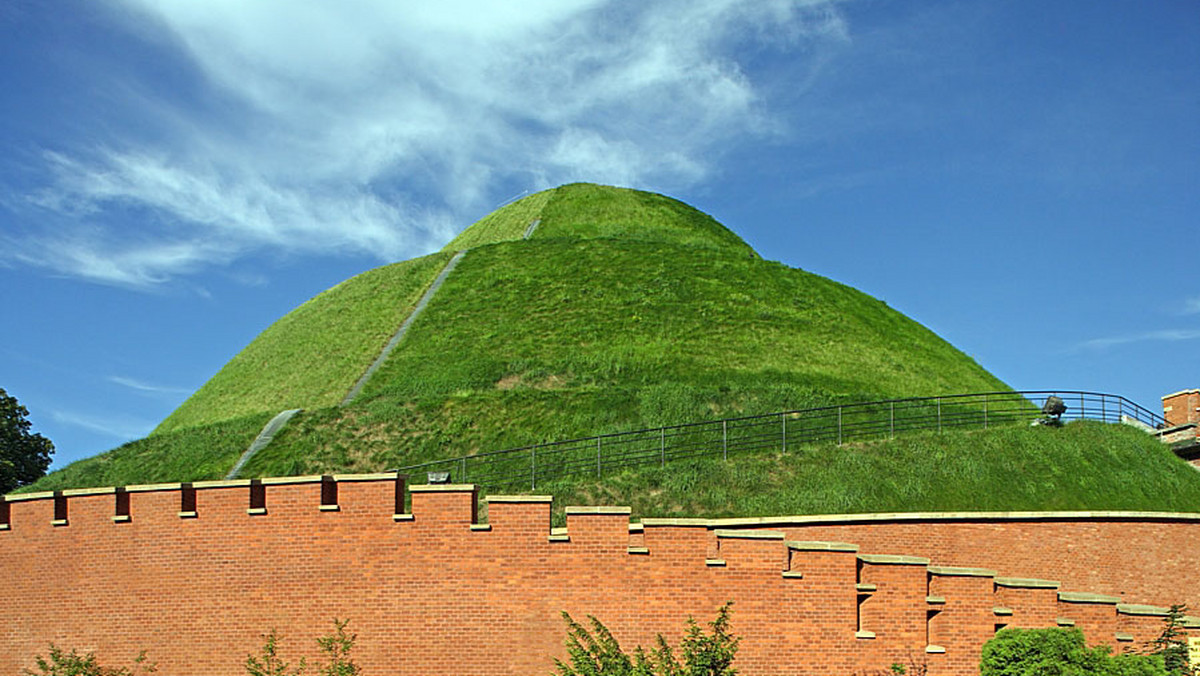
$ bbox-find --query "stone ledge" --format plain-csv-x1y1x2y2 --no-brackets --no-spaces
260,475,324,486
318,505,340,512
61,487,117,497
564,506,632,515
485,495,553,503
1058,591,1119,605
925,645,946,654
1056,618,1075,626
926,596,946,605
1116,633,1135,642
6,491,56,501
246,508,267,516
928,566,996,578
993,607,1013,616
855,630,876,639
858,554,930,566
705,558,727,567
782,571,804,579
627,547,649,555
1117,604,1169,616
706,510,1200,528
856,583,877,593
995,577,1061,589
111,515,131,523
194,479,252,490
332,472,398,482
713,529,784,540
178,511,197,519
126,483,183,493
786,540,859,552
392,513,414,522
469,524,492,532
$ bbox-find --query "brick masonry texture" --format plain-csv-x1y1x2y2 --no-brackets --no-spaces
2,476,1196,676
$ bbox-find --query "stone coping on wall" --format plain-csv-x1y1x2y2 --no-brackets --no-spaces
713,529,785,540
928,566,997,578
995,577,1061,589
705,510,1200,527
858,554,930,565
1059,591,1120,604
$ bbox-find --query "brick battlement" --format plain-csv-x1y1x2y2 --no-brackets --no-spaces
2,474,1197,675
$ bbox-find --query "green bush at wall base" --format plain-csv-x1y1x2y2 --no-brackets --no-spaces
555,601,739,676
980,628,1166,676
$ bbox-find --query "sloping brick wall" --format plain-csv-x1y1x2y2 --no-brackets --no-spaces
2,476,1195,675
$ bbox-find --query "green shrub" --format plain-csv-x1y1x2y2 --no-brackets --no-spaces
25,646,155,676
245,619,359,676
981,627,1166,676
555,601,738,676
245,629,305,676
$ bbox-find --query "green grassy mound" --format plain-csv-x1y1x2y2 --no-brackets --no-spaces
24,183,1196,515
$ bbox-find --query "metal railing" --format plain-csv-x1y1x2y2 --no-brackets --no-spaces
395,390,1165,491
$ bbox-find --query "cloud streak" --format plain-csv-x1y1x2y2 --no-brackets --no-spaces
1076,329,1200,351
108,376,192,397
5,0,848,287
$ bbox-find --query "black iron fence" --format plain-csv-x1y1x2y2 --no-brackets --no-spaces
395,390,1165,491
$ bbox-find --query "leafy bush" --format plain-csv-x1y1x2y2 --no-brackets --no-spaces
555,601,738,676
24,646,155,676
981,627,1166,676
245,629,305,676
245,619,359,676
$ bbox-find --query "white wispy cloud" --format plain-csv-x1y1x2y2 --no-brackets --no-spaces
50,409,156,440
1076,329,1200,351
1182,296,1200,316
5,0,848,286
108,376,192,397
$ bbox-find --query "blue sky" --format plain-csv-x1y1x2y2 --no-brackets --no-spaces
1,0,1197,471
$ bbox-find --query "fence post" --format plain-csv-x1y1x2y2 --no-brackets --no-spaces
460,457,466,483
890,401,895,439
531,447,536,491
1079,393,1085,422
1101,395,1107,422
781,412,787,453
660,428,665,467
722,420,728,461
838,407,843,446
983,395,988,429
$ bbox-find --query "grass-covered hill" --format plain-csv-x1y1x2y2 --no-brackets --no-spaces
22,184,1200,517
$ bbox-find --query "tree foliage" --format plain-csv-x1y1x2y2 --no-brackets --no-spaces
24,645,154,676
1,387,54,493
981,627,1166,676
555,601,739,676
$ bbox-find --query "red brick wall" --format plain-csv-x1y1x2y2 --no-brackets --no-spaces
2,476,1195,676
1163,390,1200,427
